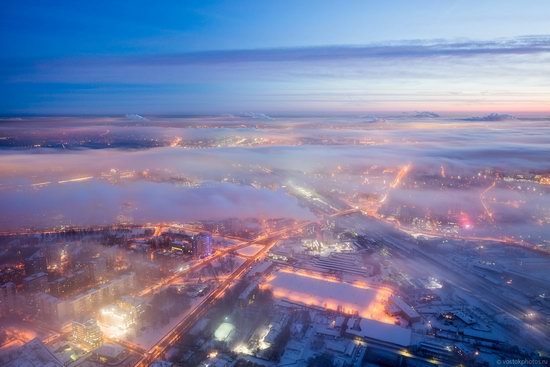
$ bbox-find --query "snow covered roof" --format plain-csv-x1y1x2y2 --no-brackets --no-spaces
346,318,412,347
214,322,235,342
1,339,63,367
95,343,124,359
263,269,390,319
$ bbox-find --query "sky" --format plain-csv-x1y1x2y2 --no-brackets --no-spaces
1,0,550,115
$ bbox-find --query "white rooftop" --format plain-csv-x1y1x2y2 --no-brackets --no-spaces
263,269,391,320
0,339,63,367
95,343,124,359
214,322,235,342
347,318,412,347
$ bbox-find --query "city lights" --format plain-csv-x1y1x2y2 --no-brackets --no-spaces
1,2,550,367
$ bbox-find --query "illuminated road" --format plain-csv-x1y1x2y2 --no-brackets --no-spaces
34,222,303,364
339,196,546,254
480,180,497,222
20,196,543,367
134,221,310,366
152,225,164,237
307,190,550,349
19,180,545,365
379,163,411,204
362,214,550,350
135,223,290,299
136,238,252,298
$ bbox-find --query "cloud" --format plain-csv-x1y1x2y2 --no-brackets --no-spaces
461,113,517,122
1,115,549,240
40,35,550,68
240,112,273,120
124,114,149,121
412,111,440,118
0,181,314,230
4,35,549,115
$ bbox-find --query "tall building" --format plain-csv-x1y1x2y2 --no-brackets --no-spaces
192,232,212,258
0,266,25,284
37,272,136,323
86,258,107,281
24,251,47,275
0,282,16,316
49,269,93,297
23,272,48,292
72,319,103,350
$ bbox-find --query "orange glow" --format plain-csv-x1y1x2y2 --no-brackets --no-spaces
57,176,93,184
263,268,396,324
169,136,183,148
390,164,411,189
153,225,164,237
30,181,51,187
480,180,496,222
5,327,37,344
362,288,395,324
379,163,412,204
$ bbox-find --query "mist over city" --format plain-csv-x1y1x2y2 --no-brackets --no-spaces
1,2,549,367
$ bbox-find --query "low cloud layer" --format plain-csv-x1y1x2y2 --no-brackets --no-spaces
0,115,548,242
0,181,314,230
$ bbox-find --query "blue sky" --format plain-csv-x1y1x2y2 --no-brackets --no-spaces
1,0,550,115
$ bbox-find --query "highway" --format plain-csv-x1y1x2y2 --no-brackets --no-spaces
28,220,303,359
358,211,550,351
136,237,250,297
31,221,297,357
142,215,444,367
134,221,310,366
28,185,546,366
